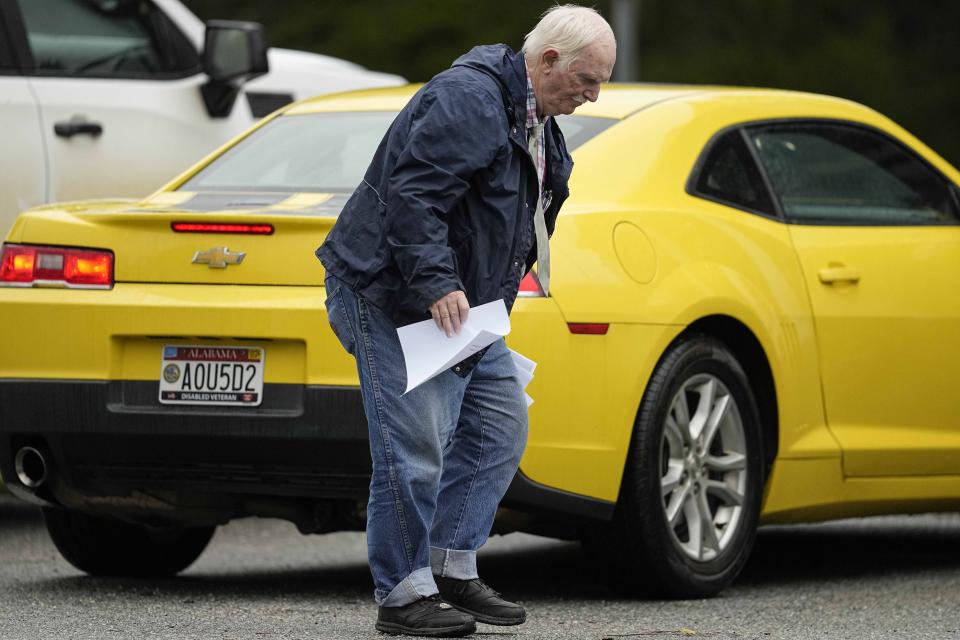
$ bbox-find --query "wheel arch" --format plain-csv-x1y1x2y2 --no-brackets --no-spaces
673,315,778,478
599,313,776,597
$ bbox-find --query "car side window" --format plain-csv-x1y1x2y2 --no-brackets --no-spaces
747,122,960,226
17,0,199,78
690,128,777,217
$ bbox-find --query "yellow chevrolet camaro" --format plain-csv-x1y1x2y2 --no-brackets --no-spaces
2,84,959,596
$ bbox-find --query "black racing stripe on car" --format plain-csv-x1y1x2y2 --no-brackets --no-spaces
181,192,289,210
131,193,351,217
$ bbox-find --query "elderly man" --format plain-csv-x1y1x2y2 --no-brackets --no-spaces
317,5,616,637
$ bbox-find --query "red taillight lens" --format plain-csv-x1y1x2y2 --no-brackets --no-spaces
0,245,36,282
518,271,545,297
64,251,113,285
171,222,274,235
0,244,113,288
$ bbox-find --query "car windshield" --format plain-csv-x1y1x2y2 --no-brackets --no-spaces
179,112,616,194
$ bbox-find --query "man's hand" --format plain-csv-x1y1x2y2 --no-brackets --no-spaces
429,290,470,337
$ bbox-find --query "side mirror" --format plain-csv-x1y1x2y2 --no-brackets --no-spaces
200,20,269,118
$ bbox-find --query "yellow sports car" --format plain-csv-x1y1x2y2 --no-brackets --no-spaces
2,84,959,596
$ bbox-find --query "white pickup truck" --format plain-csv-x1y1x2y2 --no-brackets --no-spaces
0,0,404,235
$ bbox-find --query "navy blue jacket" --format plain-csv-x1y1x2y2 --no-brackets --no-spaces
316,44,573,325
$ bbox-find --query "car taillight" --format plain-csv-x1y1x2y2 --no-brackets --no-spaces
0,244,113,289
518,271,545,297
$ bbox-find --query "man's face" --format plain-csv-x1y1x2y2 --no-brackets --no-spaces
534,40,616,117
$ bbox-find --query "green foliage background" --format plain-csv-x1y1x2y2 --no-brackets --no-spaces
186,1,960,166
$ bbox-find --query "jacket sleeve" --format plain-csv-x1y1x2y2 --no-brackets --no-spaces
385,83,506,310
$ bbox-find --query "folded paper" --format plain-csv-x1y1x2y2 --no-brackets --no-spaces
398,299,510,393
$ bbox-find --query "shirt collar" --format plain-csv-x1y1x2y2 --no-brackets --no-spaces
525,72,543,131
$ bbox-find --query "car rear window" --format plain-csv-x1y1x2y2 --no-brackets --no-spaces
689,128,777,217
181,112,395,193
555,114,617,150
180,112,616,194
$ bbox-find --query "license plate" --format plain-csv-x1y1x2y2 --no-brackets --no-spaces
159,345,264,406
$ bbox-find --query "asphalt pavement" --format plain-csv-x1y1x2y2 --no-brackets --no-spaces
2,492,959,639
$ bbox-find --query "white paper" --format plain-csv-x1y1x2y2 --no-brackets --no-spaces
509,349,537,389
509,349,537,407
398,299,510,393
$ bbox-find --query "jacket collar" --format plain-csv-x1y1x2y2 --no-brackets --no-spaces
450,44,530,126
502,48,530,124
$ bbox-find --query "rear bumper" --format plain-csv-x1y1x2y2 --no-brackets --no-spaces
0,377,616,528
0,378,372,502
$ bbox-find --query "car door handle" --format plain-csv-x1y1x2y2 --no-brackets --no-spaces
818,263,861,284
54,120,103,139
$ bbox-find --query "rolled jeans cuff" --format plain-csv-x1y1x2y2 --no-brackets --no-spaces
430,546,479,580
377,566,438,607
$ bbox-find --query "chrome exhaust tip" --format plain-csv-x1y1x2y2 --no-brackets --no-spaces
14,446,47,488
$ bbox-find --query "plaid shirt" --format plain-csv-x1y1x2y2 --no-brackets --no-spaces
525,73,546,194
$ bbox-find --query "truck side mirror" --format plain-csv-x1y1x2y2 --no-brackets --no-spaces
201,20,270,118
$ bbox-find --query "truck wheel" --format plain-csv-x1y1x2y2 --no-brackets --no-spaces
42,508,215,577
606,335,764,598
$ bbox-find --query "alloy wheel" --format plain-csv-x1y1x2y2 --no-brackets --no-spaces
660,373,748,562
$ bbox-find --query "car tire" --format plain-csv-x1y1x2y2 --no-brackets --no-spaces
42,507,215,577
602,334,764,598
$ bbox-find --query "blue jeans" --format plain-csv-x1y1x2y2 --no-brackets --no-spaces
324,273,528,606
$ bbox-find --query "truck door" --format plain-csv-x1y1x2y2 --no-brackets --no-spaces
0,0,45,236
13,0,253,205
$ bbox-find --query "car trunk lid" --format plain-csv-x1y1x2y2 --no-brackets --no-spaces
15,191,350,286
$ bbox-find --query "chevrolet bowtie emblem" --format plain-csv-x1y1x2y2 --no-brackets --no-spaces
192,247,246,268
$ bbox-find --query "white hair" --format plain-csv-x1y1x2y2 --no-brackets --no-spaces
522,4,615,69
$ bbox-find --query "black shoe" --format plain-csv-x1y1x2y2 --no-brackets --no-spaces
434,576,526,626
376,594,476,637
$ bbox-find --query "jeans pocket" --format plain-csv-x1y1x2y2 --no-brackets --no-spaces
324,277,357,356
